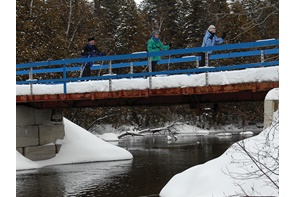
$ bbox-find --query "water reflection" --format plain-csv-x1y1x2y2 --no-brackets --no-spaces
16,160,132,197
16,133,255,197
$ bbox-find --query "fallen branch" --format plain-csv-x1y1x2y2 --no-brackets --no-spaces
118,120,183,139
117,131,145,139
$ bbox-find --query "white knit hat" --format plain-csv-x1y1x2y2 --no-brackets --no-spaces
207,25,216,31
152,30,159,35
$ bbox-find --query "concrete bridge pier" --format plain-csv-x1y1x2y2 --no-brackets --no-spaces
263,89,279,129
16,105,65,161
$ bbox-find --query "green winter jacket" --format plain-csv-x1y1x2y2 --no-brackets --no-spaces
147,37,170,61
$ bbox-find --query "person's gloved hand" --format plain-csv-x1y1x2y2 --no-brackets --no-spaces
95,51,104,56
222,32,227,39
169,42,173,48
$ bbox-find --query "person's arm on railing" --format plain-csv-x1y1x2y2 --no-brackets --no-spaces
214,32,226,45
93,45,104,56
159,40,170,51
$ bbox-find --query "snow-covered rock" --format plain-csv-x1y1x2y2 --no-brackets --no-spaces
239,131,254,137
98,133,119,141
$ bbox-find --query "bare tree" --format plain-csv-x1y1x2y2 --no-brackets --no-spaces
66,0,72,38
30,0,34,15
206,0,279,42
223,115,279,196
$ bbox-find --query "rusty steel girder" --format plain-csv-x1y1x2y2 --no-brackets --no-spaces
16,81,279,109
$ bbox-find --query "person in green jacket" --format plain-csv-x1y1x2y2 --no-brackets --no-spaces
147,30,170,72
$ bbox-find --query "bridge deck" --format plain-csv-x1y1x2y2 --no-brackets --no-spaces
16,81,278,109
16,40,279,109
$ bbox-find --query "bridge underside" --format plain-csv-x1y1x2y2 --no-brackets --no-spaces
16,81,279,109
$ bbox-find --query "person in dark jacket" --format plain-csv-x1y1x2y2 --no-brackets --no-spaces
147,31,170,72
80,37,103,77
200,25,226,67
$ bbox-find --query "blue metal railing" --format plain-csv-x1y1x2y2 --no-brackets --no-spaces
16,39,279,94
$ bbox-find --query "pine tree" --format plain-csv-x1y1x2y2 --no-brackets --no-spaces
115,0,141,54
183,0,208,47
139,0,178,43
93,0,121,55
16,0,97,63
172,0,191,48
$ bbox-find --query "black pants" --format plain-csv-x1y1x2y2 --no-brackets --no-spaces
151,61,158,72
82,63,91,77
199,52,210,67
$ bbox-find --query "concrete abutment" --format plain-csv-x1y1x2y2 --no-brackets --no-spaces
16,105,65,161
263,92,279,129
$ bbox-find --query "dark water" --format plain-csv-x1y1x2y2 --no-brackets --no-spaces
16,133,251,197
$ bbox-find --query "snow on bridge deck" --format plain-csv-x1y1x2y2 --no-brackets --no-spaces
16,66,279,109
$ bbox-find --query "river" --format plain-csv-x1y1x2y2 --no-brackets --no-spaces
16,133,255,197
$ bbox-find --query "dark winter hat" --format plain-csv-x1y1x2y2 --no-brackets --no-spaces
88,37,95,42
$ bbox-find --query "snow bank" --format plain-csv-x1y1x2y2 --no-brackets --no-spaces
16,118,132,171
160,111,279,197
16,151,38,170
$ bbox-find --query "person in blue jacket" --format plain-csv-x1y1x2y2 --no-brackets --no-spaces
200,25,226,67
80,37,103,77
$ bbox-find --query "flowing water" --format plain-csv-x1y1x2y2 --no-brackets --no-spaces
16,133,254,197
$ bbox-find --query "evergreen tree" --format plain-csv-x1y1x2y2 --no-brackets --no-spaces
172,0,191,48
184,0,208,47
16,0,97,63
115,0,141,54
139,0,178,44
93,0,121,55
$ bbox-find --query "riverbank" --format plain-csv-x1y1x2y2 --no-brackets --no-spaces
96,122,262,142
160,111,279,197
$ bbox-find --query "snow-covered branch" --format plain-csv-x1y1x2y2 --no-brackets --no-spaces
117,120,183,139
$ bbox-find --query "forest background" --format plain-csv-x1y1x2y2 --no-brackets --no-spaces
16,0,279,132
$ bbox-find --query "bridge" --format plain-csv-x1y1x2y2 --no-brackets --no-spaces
16,39,279,109
16,39,279,161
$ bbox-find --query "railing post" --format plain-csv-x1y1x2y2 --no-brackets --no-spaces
109,60,112,91
261,50,265,63
109,79,112,91
168,55,171,70
196,56,199,68
148,57,152,89
108,60,112,74
130,62,133,78
205,52,209,67
29,67,33,80
63,64,67,94
29,67,33,95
